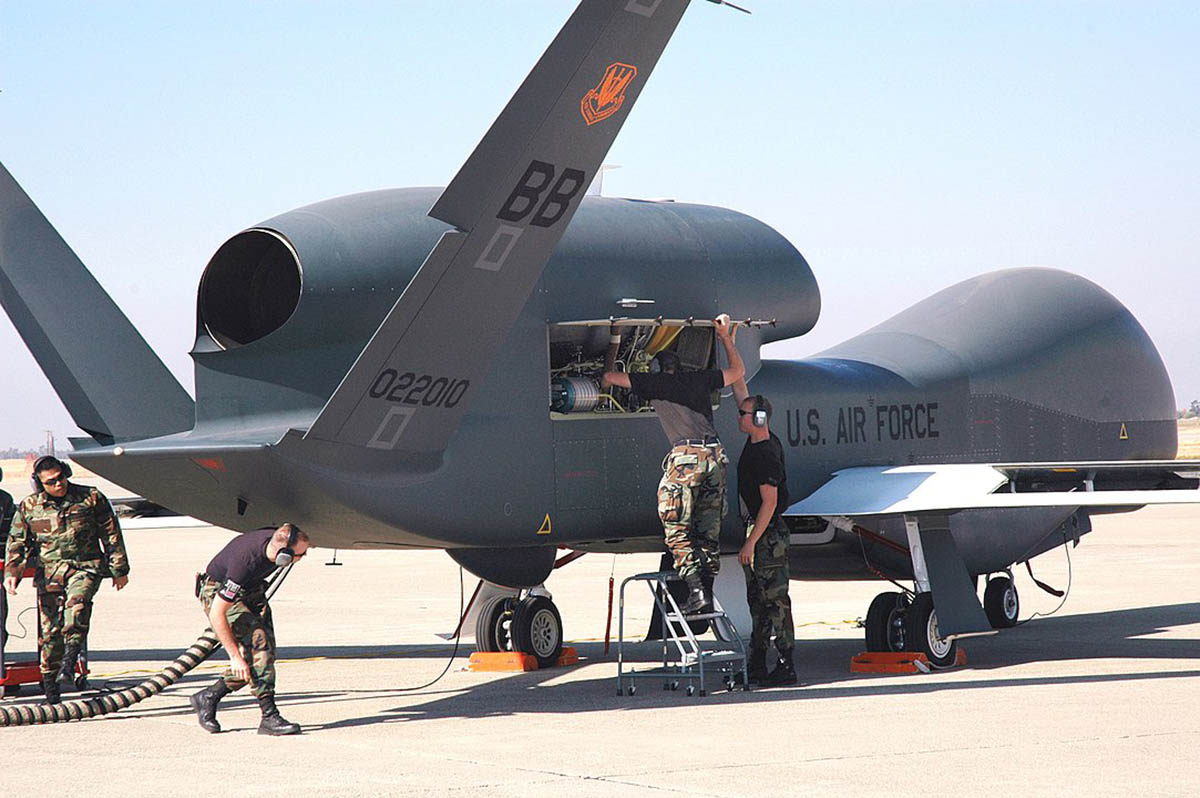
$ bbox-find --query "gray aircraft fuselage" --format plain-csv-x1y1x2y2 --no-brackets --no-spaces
68,187,1178,587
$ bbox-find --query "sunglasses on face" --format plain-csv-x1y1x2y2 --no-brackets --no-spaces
41,475,65,486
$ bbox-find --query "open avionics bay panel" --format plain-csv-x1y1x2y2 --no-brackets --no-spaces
547,318,772,420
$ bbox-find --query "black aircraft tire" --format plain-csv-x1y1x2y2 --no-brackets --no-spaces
475,596,516,653
909,592,957,667
512,595,563,668
865,591,909,652
984,576,1020,628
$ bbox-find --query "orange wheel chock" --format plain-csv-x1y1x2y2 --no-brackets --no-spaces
468,652,539,672
468,647,581,672
850,648,967,674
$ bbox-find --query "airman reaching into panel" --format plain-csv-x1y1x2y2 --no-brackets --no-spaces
603,314,744,614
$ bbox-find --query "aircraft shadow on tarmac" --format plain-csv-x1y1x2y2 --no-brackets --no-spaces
21,602,1192,728
302,601,1199,731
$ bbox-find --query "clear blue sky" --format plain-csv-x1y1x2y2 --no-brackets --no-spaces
1,1,1197,448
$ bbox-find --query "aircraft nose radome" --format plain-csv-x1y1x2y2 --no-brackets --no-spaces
816,267,1177,459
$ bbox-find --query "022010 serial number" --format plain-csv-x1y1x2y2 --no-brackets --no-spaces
369,370,470,408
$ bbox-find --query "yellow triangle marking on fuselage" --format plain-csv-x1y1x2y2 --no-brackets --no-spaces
1119,423,1129,440
536,514,552,535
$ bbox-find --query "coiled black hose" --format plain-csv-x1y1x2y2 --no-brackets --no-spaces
0,629,219,726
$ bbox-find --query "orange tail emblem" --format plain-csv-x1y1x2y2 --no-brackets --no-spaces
581,62,638,126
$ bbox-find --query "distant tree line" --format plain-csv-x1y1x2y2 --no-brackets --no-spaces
0,446,56,459
1179,400,1200,419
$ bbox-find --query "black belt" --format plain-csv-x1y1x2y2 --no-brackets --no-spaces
673,436,721,448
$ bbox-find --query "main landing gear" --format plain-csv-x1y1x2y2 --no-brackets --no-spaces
863,571,1021,667
863,590,959,667
474,588,564,668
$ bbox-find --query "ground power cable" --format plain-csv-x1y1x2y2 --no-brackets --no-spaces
390,565,464,692
1016,531,1074,625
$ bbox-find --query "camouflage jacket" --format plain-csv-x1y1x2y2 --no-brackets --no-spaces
3,484,129,589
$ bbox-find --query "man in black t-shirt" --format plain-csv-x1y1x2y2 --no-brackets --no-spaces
190,523,310,735
733,383,796,687
602,314,744,614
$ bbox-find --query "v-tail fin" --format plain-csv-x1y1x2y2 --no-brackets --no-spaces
304,0,693,455
0,161,194,444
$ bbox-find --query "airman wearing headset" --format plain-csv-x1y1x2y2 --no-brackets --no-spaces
191,523,310,735
732,375,796,687
3,455,130,705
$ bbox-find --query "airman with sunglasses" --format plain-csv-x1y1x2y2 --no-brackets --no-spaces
4,455,129,704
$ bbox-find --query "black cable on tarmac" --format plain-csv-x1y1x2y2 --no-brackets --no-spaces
0,629,220,727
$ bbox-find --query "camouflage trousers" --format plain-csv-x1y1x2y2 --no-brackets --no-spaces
742,519,794,658
37,568,100,676
199,579,277,698
658,443,727,581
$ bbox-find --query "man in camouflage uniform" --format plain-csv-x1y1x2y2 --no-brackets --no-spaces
191,523,309,735
732,384,796,687
3,456,130,704
603,314,744,614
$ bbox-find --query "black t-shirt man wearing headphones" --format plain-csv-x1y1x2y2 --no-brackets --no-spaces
602,314,744,615
732,371,796,687
190,523,310,736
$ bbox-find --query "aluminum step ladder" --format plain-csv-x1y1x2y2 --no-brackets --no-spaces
616,571,749,697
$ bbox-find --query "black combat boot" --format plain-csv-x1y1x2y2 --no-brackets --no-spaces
679,578,712,615
747,650,769,684
190,678,231,733
41,677,61,705
762,653,798,687
731,650,768,688
257,694,301,736
57,644,80,690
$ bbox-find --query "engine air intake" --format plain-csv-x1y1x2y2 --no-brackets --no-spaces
199,229,301,348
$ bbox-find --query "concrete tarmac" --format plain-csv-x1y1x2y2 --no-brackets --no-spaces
1,505,1198,796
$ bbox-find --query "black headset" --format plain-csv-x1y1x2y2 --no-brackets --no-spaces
751,394,770,428
275,524,301,567
31,456,73,492
650,350,681,375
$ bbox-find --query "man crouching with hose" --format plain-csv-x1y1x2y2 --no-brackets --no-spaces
191,523,309,735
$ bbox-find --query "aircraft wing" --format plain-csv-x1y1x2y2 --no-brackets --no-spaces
785,461,1200,516
305,0,693,454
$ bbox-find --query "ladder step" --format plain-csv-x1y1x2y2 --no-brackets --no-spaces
680,650,744,666
666,611,726,621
